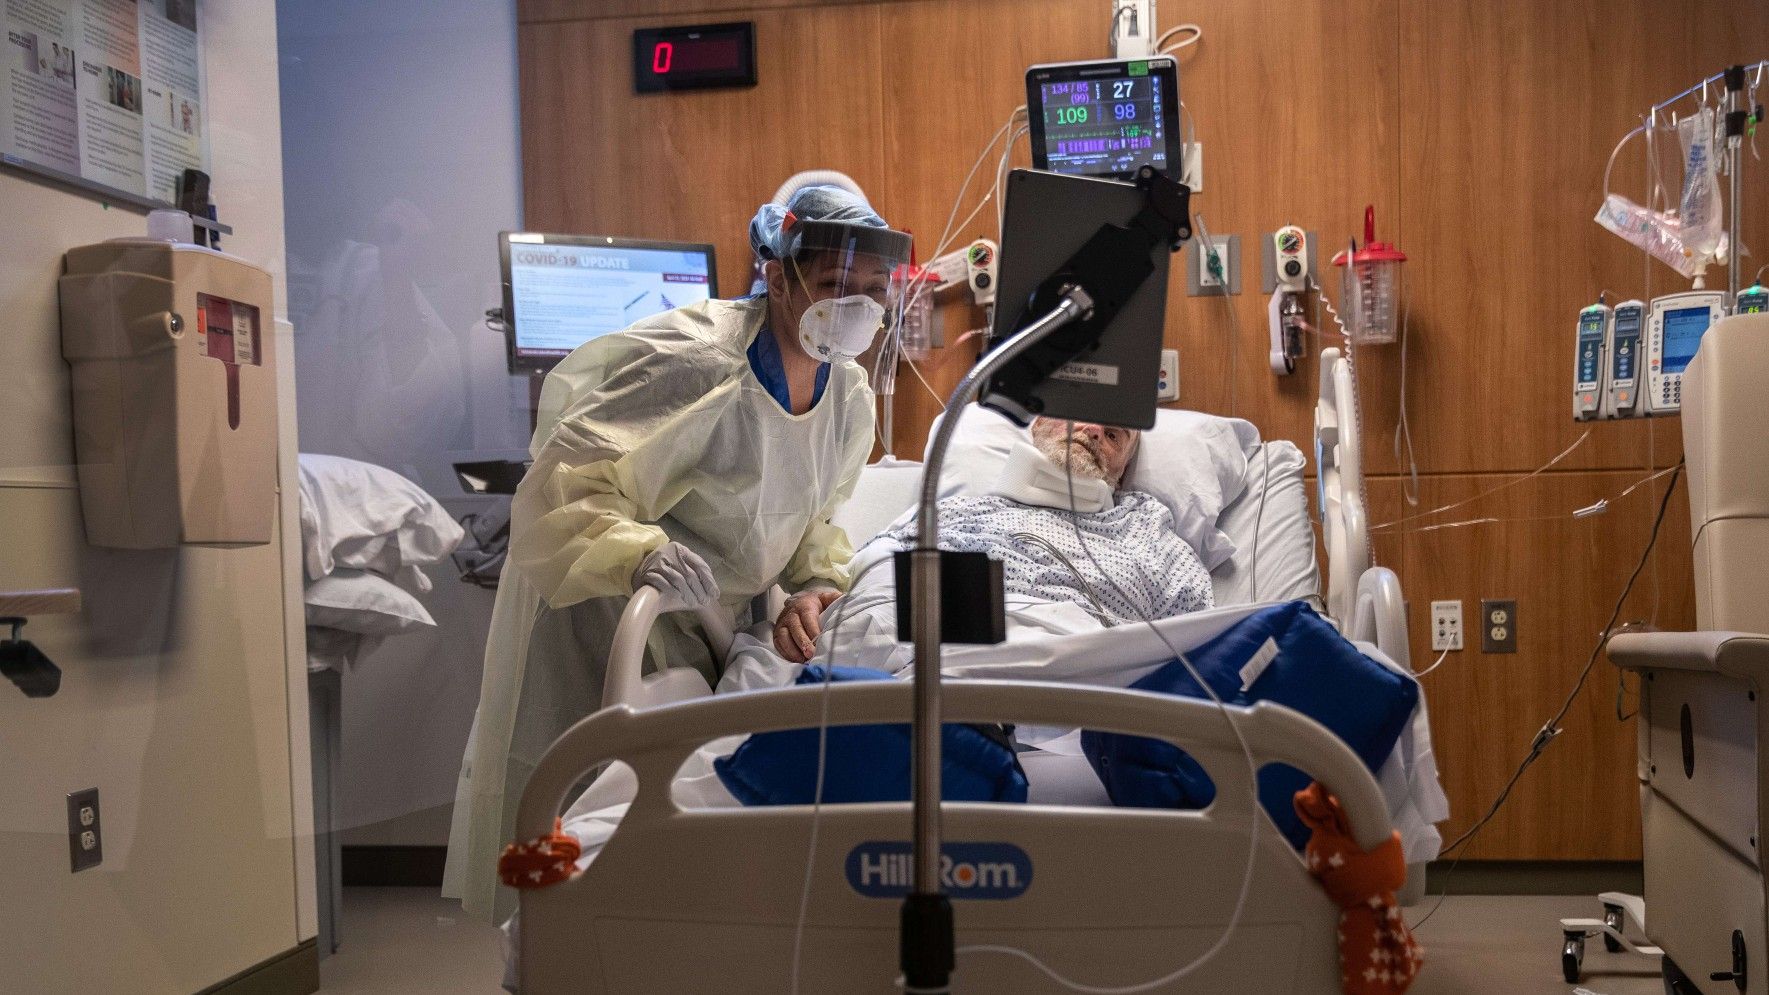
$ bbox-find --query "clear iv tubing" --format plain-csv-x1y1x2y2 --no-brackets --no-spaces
789,553,906,995
884,105,1025,425
1411,459,1679,534
1192,213,1238,416
1393,295,1420,507
897,107,1024,319
894,106,1025,330
950,425,1264,995
1370,430,1591,532
1601,123,1646,204
995,123,1032,235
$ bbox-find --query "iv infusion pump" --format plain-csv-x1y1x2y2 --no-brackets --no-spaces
1572,298,1643,421
1572,302,1609,421
1575,290,1731,420
1607,300,1644,419
1644,291,1726,416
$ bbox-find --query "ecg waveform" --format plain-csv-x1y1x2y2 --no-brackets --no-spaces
1055,135,1157,155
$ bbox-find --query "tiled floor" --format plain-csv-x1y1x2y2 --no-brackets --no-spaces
319,888,1666,993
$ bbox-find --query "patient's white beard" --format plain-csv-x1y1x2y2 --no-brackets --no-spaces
1033,433,1110,483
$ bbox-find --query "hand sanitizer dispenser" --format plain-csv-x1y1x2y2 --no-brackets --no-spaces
58,234,277,548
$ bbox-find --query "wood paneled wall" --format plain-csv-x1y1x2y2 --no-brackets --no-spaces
518,0,1769,860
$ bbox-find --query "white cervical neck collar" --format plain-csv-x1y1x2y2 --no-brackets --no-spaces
991,441,1115,514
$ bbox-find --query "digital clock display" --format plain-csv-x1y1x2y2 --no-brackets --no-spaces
633,22,756,94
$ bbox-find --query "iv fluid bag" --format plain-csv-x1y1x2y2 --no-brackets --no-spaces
1595,193,1704,279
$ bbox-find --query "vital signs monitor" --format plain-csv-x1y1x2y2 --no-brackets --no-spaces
1026,57,1182,181
1645,291,1726,416
1606,300,1644,419
499,232,718,372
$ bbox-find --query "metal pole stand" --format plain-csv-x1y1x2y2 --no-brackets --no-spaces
900,288,1093,993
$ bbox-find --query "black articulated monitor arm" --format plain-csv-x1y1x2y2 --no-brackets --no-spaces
985,166,1192,422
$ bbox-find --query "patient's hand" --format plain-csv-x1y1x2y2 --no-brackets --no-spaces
774,589,842,663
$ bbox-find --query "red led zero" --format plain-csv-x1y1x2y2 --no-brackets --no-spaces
652,42,673,73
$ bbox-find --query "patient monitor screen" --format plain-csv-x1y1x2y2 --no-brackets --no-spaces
501,233,718,371
1027,58,1181,180
1659,306,1710,374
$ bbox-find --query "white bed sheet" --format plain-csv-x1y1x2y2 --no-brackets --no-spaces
558,600,1446,872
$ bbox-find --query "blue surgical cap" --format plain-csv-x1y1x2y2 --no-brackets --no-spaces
748,184,888,262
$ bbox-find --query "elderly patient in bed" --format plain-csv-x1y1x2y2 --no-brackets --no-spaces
763,416,1215,669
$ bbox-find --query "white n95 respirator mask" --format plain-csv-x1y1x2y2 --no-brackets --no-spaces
796,294,885,365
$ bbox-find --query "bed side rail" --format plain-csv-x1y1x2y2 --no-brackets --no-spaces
601,585,736,710
522,680,1394,853
1350,566,1411,673
1315,347,1372,624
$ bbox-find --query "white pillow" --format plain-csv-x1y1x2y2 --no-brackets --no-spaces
297,454,465,591
921,404,1258,568
1125,409,1260,568
304,569,436,635
833,458,926,548
1211,441,1321,606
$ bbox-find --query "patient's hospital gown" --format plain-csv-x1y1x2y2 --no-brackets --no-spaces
873,490,1214,624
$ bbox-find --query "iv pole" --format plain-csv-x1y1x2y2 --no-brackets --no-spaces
900,287,1093,993
1723,64,1746,298
1646,61,1766,299
899,165,1192,993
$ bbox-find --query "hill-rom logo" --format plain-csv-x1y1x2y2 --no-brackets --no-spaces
845,841,1032,900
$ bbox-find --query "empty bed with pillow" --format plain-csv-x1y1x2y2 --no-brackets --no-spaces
503,397,1446,993
296,453,462,955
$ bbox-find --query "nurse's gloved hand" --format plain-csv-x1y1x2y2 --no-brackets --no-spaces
633,542,721,613
774,589,842,663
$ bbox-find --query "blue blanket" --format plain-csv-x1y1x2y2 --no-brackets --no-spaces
714,666,1029,806
1082,601,1418,849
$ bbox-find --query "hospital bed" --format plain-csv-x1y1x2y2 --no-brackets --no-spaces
511,349,1435,992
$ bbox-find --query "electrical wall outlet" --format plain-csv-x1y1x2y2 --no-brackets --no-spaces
1182,141,1203,192
67,788,101,872
1185,233,1240,296
1430,600,1463,651
1481,599,1518,653
1157,348,1179,401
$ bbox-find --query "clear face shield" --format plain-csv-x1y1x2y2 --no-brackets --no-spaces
779,219,912,364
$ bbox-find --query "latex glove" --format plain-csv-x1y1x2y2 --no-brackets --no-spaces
774,588,842,663
633,542,721,612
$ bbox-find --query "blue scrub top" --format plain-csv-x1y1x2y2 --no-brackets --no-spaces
747,308,829,412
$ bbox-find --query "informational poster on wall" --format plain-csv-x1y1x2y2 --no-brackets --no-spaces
1,0,205,203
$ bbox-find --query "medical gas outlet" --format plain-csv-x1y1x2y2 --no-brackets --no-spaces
1430,600,1463,652
1267,226,1310,375
1186,233,1239,296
